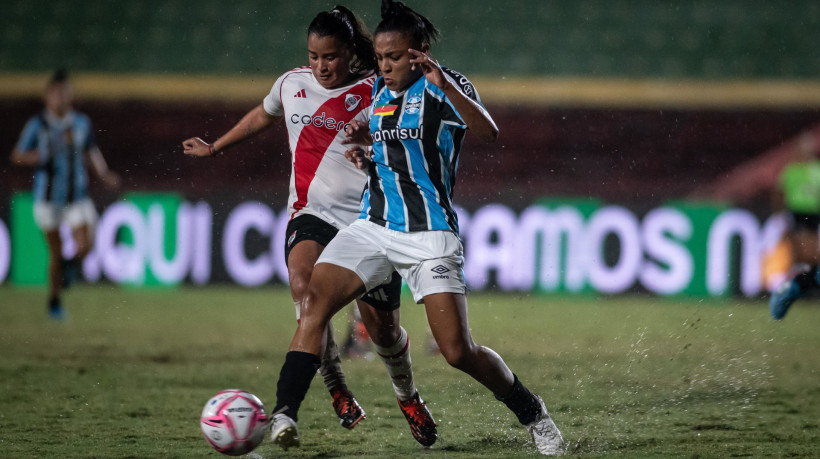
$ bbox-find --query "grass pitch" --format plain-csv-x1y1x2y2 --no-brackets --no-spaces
0,285,818,458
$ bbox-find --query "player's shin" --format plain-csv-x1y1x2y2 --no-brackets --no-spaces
494,374,541,425
374,326,417,400
274,351,321,421
319,323,347,390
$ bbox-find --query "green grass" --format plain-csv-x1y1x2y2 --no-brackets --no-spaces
1,285,818,458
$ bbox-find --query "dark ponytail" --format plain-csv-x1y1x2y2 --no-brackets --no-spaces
307,5,377,75
375,0,440,47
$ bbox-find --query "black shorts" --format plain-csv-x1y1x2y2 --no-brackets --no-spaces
284,214,402,311
284,214,339,264
790,212,820,232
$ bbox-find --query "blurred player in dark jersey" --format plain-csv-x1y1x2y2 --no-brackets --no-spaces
10,69,120,320
183,5,434,444
769,135,820,319
269,1,565,455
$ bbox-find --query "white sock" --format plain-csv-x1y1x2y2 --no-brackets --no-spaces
374,327,416,401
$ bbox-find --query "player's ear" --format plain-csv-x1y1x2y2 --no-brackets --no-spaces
420,42,430,54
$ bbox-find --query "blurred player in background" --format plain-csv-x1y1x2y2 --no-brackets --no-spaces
769,134,820,319
10,69,120,320
182,5,435,441
269,1,565,455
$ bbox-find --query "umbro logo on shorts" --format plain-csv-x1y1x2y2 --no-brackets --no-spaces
294,89,307,98
431,265,450,279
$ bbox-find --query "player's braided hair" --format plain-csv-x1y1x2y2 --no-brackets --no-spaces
376,0,440,47
308,5,377,75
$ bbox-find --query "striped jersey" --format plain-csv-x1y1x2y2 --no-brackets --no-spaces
16,110,95,206
362,67,484,233
263,67,375,229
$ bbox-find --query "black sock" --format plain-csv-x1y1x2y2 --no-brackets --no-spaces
494,374,542,425
795,265,818,290
274,351,321,422
49,297,61,309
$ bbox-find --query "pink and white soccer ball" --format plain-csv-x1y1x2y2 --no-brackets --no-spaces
200,389,269,456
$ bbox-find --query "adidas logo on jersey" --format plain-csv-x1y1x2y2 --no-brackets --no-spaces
294,89,307,98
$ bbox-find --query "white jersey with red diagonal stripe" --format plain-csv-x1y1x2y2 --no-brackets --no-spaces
263,67,375,229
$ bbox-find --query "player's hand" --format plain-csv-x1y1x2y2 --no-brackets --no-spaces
102,170,121,189
182,137,212,157
341,120,373,147
409,49,448,90
345,146,371,170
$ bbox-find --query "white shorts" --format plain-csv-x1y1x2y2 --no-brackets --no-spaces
33,198,98,232
317,219,466,303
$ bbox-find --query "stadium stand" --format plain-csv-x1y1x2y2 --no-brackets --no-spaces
1,0,818,78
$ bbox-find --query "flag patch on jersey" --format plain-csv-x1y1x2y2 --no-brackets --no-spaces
373,104,398,116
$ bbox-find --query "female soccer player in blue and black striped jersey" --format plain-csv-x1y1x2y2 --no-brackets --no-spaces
270,1,565,455
10,70,120,320
184,6,435,448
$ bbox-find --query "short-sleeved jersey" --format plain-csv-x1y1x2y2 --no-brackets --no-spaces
361,67,485,233
779,160,820,214
16,110,96,205
263,67,375,229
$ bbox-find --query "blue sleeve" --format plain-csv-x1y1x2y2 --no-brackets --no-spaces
432,68,485,128
442,67,481,104
426,82,467,128
16,117,41,152
82,115,97,151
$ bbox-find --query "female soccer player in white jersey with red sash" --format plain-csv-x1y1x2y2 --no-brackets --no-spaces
269,1,566,455
182,5,435,446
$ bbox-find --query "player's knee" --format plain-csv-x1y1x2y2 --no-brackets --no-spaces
369,326,399,348
301,287,334,321
299,296,330,332
75,242,92,259
288,271,312,301
360,312,399,347
45,232,62,252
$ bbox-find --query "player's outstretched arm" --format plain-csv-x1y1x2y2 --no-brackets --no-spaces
408,48,498,143
9,147,40,167
182,103,279,157
87,146,121,189
181,137,215,158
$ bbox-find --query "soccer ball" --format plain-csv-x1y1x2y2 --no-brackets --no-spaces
200,389,269,456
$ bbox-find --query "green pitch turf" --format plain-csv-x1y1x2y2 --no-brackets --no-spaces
1,285,818,457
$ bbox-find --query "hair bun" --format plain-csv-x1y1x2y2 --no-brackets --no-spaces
51,68,68,83
381,0,405,18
